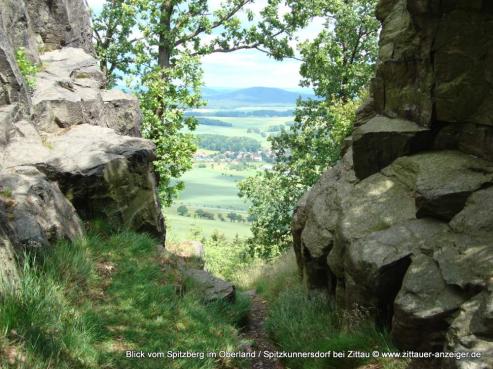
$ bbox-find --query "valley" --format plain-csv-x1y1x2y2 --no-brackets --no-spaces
164,89,298,242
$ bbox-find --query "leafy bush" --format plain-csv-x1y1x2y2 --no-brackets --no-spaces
203,232,253,280
177,205,189,216
15,48,38,89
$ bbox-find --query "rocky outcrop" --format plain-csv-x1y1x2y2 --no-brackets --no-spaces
293,1,493,367
32,48,141,136
0,0,165,289
26,0,93,54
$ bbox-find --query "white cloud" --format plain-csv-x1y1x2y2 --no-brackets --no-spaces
202,49,302,89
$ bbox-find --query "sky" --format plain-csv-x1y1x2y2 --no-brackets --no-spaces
86,0,323,90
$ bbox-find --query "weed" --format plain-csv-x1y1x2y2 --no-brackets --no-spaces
0,187,13,198
15,48,38,90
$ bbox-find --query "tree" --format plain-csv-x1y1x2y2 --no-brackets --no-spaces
240,0,379,258
93,0,313,205
177,205,189,216
92,0,138,87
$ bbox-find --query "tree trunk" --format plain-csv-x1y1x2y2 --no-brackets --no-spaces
158,1,174,68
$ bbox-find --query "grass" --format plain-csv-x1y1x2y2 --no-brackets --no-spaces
0,225,250,369
233,252,410,369
165,209,252,243
166,161,257,241
173,163,256,211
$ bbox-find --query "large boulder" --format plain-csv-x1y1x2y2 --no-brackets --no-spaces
382,151,493,221
184,268,236,303
444,286,493,369
4,123,165,240
392,254,465,351
352,115,432,179
450,187,493,235
101,90,142,137
0,0,166,298
434,122,493,165
293,149,356,291
0,166,83,249
393,232,493,351
293,1,493,366
343,219,449,326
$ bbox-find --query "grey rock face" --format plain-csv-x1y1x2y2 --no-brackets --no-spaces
33,125,165,239
382,151,493,221
0,104,19,146
352,115,432,179
0,167,84,249
101,90,142,137
0,0,40,62
185,268,236,303
0,0,166,287
26,0,93,53
1,122,165,240
33,48,141,137
0,225,20,292
293,0,493,365
0,35,29,107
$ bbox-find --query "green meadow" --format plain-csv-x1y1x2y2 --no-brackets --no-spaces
174,163,258,210
165,209,252,243
164,162,255,242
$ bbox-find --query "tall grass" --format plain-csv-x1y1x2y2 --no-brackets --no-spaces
232,251,408,369
0,227,250,369
0,251,98,368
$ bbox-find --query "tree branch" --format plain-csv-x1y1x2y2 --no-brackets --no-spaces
175,0,252,47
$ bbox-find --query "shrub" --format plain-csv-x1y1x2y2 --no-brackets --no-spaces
15,48,38,89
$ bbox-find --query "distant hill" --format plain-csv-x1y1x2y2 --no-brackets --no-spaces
204,87,314,108
196,118,233,127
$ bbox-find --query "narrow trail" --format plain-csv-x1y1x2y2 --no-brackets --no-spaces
243,292,285,369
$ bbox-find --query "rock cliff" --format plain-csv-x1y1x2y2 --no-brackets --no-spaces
293,1,493,368
0,0,164,288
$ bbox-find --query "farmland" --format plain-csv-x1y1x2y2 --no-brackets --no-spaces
163,108,295,242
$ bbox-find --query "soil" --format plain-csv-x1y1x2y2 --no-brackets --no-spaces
242,291,285,369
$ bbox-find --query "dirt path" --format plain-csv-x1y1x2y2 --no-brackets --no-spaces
243,292,285,369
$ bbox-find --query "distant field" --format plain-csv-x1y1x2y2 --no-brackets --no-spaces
166,112,294,242
194,116,293,148
165,208,252,243
173,163,257,211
